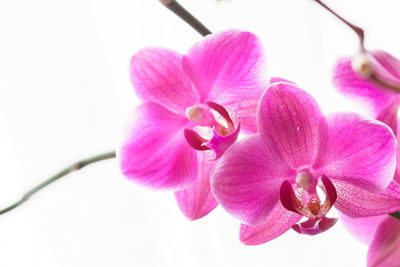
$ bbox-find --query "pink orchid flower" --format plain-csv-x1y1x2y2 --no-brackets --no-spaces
341,214,400,267
118,30,268,220
211,81,398,245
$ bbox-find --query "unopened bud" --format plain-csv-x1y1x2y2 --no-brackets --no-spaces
351,53,374,78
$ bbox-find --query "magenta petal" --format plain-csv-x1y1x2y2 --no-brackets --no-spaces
130,48,199,114
182,30,268,133
269,77,295,85
332,180,400,217
377,99,400,134
340,213,386,245
314,113,396,192
174,152,218,220
376,101,400,177
258,82,323,170
367,216,400,267
211,134,295,225
118,102,197,190
371,50,400,86
239,202,302,245
332,51,400,117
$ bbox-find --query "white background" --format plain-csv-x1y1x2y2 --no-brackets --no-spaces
0,0,399,266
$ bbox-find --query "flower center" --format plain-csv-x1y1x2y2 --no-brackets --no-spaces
183,102,240,159
280,176,338,236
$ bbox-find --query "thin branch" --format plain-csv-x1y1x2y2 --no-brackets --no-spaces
312,0,400,93
0,151,116,216
313,0,365,52
160,0,212,37
390,211,400,221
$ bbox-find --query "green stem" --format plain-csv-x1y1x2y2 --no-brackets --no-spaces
390,211,400,220
160,0,212,37
0,151,116,216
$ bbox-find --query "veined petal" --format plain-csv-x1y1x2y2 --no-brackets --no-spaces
376,102,400,177
332,180,400,217
314,113,396,192
211,134,295,225
332,51,400,117
269,77,295,85
118,102,197,190
182,30,268,133
174,152,218,221
239,202,302,245
372,50,400,84
339,213,386,245
367,216,400,267
130,48,199,114
258,82,323,170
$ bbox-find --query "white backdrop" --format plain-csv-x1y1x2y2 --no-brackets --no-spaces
0,0,399,266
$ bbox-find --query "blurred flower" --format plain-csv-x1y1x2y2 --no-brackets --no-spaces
118,30,268,220
341,214,400,267
211,81,398,245
333,50,400,118
333,49,400,180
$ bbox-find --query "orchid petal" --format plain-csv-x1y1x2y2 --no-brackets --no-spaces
371,50,400,84
130,48,199,114
367,216,400,267
239,202,302,245
332,180,400,217
174,152,218,220
332,50,400,116
182,30,268,133
376,102,400,177
211,134,295,225
339,213,386,245
118,102,197,190
269,77,295,85
258,82,323,170
377,99,400,134
314,113,396,192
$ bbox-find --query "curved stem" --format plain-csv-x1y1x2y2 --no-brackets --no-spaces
390,211,400,221
160,0,212,37
313,0,365,52
0,151,116,216
312,0,400,93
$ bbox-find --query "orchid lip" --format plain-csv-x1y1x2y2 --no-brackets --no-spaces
292,217,338,235
280,175,337,221
184,129,211,151
205,101,235,132
183,101,240,159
